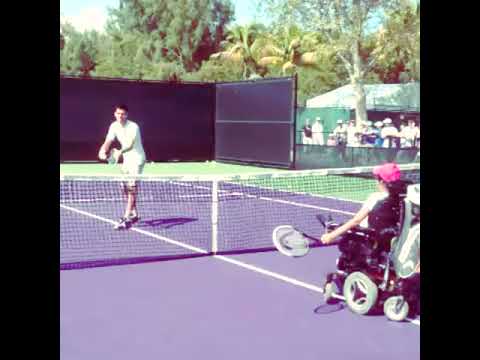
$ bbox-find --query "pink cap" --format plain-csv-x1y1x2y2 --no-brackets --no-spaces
373,163,401,183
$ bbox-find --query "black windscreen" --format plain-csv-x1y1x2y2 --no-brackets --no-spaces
60,77,215,162
215,78,295,167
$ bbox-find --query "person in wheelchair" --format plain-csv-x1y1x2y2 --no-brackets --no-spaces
319,163,420,321
320,162,405,249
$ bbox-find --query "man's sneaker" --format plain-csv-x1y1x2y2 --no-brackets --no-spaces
128,214,140,225
114,217,131,230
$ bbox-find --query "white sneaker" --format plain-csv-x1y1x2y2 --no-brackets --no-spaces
114,217,131,230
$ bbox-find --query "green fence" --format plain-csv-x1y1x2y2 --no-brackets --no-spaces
295,145,420,169
296,106,352,143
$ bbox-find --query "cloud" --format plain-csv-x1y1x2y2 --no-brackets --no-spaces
60,7,108,33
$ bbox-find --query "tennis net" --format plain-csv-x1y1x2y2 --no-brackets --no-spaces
60,163,420,270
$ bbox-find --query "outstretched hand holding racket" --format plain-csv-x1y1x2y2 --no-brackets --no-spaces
272,214,338,257
98,148,121,164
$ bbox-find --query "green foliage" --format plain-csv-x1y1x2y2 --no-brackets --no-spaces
60,23,101,76
105,0,235,72
252,0,412,121
153,61,187,81
59,0,419,106
371,1,420,82
209,23,270,79
183,58,244,82
296,67,343,106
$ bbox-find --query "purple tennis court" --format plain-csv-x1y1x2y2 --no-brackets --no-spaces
60,174,420,359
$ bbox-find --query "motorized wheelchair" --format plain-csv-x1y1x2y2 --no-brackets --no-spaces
320,183,420,322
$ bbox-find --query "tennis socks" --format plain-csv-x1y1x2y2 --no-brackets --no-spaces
128,212,140,224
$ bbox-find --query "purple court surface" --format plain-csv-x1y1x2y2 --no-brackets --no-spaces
61,181,419,360
61,251,419,360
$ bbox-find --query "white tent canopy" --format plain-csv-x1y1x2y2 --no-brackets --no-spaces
306,82,420,110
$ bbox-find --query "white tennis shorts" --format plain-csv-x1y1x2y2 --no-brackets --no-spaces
122,162,145,176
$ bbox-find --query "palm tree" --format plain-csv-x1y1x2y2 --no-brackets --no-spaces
210,24,331,79
253,25,327,76
210,24,267,79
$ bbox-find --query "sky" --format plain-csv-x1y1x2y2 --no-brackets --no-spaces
60,0,260,33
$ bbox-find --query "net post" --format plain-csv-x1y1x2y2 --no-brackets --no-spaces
211,179,219,253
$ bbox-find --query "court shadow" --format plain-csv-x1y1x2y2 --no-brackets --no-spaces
137,217,198,229
313,302,346,315
314,302,387,318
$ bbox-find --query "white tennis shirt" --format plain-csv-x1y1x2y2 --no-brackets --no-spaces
106,120,146,166
359,191,389,228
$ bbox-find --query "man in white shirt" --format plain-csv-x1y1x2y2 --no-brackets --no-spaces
381,118,399,148
333,119,348,145
346,119,360,147
98,104,147,230
400,119,420,148
311,117,324,145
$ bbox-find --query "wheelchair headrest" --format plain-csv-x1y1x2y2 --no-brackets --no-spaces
406,184,420,206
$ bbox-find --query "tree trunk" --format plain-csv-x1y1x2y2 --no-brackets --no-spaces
350,40,368,127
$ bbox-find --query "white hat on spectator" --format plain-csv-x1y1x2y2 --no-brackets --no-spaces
375,121,384,128
316,117,321,121
337,119,343,124
383,118,392,124
366,121,372,126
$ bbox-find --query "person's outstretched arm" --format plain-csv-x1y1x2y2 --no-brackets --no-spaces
321,206,370,244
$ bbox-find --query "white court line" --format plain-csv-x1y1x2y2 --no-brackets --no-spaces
172,181,356,216
223,180,364,205
179,193,241,199
60,204,419,327
61,181,358,216
214,255,325,293
60,204,208,254
61,198,120,204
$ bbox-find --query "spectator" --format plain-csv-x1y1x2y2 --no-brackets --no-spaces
381,118,400,148
399,121,408,147
333,119,348,146
346,119,360,147
373,121,384,147
326,133,337,146
400,119,420,148
362,121,376,147
302,120,313,152
357,121,369,146
311,117,325,145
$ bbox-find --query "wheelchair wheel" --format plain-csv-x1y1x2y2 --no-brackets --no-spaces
384,296,409,322
343,272,378,315
323,281,340,304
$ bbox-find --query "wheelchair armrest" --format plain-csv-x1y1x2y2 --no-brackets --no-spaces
348,226,377,237
378,227,398,238
326,223,340,231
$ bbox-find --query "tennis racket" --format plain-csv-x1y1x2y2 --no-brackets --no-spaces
272,214,338,258
272,225,330,257
107,148,121,164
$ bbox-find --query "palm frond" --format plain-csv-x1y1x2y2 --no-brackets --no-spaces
257,56,283,67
